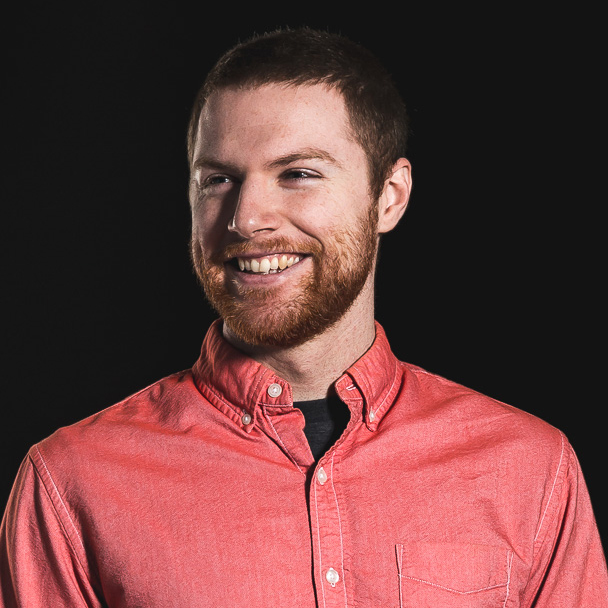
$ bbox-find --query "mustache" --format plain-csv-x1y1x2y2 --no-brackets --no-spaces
210,236,322,264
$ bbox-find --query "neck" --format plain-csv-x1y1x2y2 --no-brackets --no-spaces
223,279,376,401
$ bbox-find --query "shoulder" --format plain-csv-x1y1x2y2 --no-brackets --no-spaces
32,368,200,475
392,361,578,540
397,360,567,464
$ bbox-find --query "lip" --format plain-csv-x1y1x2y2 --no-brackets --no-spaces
229,250,306,260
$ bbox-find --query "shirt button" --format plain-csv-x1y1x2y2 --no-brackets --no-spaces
241,413,252,425
326,568,340,587
369,409,376,422
317,467,327,485
267,383,283,398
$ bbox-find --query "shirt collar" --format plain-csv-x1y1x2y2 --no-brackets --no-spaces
192,319,400,432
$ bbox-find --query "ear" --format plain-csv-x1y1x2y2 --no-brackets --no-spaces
377,158,412,234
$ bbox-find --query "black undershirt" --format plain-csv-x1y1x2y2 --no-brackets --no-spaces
295,395,351,461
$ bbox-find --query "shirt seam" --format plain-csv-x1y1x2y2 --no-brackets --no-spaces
199,380,246,419
350,357,399,422
396,544,404,607
399,576,508,595
329,450,348,607
397,547,513,599
372,359,399,415
29,447,95,605
248,367,272,409
313,474,327,608
502,549,514,607
533,430,566,544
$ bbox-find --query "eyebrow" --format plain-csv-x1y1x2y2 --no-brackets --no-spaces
191,157,238,173
265,148,343,170
192,147,342,172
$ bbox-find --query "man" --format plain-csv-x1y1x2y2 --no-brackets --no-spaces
1,27,606,607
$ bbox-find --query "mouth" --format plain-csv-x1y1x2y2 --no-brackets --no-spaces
230,253,305,275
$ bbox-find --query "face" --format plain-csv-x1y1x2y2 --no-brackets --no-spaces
189,84,380,347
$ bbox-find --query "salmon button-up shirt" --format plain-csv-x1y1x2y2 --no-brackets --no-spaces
1,320,607,607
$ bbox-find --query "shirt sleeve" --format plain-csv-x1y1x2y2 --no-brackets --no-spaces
0,450,102,608
524,436,608,606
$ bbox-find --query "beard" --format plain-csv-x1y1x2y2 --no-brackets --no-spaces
191,203,378,348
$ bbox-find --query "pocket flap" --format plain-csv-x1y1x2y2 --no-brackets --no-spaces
397,541,513,595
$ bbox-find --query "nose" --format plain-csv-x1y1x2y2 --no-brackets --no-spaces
228,177,282,238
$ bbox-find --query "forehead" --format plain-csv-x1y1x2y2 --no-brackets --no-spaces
193,83,362,164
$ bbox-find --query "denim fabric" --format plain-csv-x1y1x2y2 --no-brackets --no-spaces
1,320,606,607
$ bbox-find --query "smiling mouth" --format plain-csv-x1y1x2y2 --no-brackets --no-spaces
232,254,304,275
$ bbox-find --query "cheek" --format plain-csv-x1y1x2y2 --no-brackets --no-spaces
295,187,371,237
192,226,218,262
289,188,348,232
190,201,229,253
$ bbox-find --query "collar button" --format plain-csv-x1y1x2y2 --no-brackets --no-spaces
267,383,283,398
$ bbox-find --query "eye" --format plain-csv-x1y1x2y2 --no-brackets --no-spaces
281,169,322,182
205,174,232,186
196,174,237,195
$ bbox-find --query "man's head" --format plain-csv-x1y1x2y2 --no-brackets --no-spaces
187,27,410,202
188,29,412,348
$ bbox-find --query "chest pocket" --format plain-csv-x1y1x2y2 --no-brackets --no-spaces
396,542,514,608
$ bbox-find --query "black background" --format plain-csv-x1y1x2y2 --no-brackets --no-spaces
4,4,605,552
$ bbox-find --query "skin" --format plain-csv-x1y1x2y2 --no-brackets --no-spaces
190,83,412,400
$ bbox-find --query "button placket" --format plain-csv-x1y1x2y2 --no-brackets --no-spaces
257,379,314,472
310,455,347,606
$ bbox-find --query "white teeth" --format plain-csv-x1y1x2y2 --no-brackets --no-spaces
236,255,303,274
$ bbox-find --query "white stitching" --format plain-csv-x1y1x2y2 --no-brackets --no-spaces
397,544,513,604
313,475,327,608
396,545,404,608
503,550,514,607
352,360,399,425
330,451,348,607
32,449,96,607
248,368,268,408
200,382,244,417
534,432,565,542
400,576,507,595
35,447,86,554
262,409,305,477
373,365,398,413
